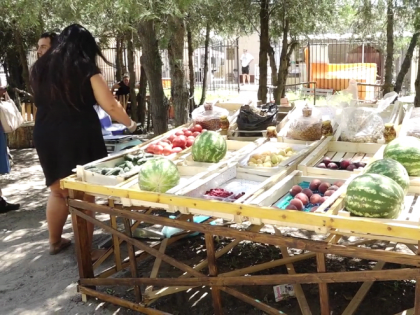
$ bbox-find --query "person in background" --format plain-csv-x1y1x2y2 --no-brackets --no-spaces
30,24,136,256
112,75,130,97
37,32,58,57
240,49,254,85
0,87,20,213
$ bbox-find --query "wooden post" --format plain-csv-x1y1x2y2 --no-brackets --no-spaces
109,199,122,271
316,253,329,315
205,233,223,315
123,218,142,303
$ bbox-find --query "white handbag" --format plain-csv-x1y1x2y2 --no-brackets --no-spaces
0,93,24,133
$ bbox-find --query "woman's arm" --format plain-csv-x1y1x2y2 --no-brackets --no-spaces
91,74,133,128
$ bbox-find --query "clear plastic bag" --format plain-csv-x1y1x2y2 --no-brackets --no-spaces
339,107,384,143
286,104,323,141
406,108,420,139
191,103,229,130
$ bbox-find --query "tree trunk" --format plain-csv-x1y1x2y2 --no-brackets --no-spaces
138,20,167,135
258,0,269,103
187,23,196,113
415,50,420,108
137,64,147,126
14,30,30,92
168,16,189,126
116,35,124,80
268,43,278,101
199,22,211,106
276,19,290,104
394,33,420,94
383,0,394,94
126,33,138,121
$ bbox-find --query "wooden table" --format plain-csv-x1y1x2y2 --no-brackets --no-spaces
62,176,420,315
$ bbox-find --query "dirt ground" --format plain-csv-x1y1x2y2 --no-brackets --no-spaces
0,149,416,315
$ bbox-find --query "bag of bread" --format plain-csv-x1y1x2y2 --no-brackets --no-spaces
286,103,322,141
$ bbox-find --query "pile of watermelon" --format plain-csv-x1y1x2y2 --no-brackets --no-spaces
146,124,205,156
138,158,180,193
192,131,227,163
344,136,420,219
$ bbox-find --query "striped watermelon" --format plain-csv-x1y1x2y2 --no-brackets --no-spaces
138,158,180,193
192,131,227,163
363,158,410,193
344,173,404,219
383,136,420,176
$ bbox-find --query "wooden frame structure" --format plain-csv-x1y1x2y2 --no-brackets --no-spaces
62,176,420,315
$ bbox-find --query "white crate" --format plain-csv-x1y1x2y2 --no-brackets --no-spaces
176,164,286,220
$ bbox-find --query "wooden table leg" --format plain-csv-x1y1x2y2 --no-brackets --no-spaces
205,233,223,315
69,191,94,303
123,218,142,303
316,253,330,315
109,199,122,271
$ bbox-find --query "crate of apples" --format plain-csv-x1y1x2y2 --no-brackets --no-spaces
285,179,345,212
317,157,366,172
146,124,206,156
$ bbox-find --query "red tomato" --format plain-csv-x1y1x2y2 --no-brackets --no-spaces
192,131,200,137
162,147,172,156
167,134,176,143
188,126,195,132
175,131,184,136
161,139,171,144
171,147,183,154
193,124,203,132
187,136,195,141
146,144,155,154
182,128,188,133
186,139,194,147
154,145,164,155
184,130,192,137
201,129,208,133
172,136,186,149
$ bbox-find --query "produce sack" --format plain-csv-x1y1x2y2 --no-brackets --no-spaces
236,103,277,137
339,107,384,143
286,103,322,141
406,108,420,139
191,103,229,131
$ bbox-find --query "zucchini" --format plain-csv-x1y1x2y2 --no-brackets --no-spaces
105,167,123,176
100,168,113,175
125,161,134,170
124,154,135,162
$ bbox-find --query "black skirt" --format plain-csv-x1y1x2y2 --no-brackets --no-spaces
34,114,107,187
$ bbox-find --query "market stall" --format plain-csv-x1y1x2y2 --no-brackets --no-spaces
61,100,420,315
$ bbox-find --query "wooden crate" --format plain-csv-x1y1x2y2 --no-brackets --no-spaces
247,170,351,231
236,140,317,177
328,185,420,244
75,124,191,186
179,139,260,167
175,163,289,220
118,161,230,211
298,136,384,179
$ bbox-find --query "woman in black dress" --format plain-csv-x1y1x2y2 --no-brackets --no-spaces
31,24,136,255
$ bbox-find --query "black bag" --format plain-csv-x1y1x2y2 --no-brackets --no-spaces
236,103,277,137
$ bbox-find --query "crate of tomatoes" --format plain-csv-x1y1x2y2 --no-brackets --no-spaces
145,124,207,157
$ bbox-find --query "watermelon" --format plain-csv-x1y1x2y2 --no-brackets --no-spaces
363,158,410,193
383,136,420,176
192,131,227,163
138,158,180,193
344,173,405,219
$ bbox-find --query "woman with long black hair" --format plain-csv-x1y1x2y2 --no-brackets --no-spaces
31,24,136,256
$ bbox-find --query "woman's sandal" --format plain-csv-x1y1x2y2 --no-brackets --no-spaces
49,238,72,255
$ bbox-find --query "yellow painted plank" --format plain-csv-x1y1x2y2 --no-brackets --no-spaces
61,176,420,241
